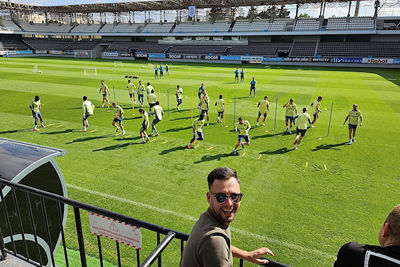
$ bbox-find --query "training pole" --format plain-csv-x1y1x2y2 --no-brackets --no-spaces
327,101,334,137
233,96,237,125
167,89,170,117
113,85,116,103
158,89,161,102
191,91,194,119
274,97,278,131
223,93,227,124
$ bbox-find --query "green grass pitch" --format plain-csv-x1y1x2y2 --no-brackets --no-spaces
1,57,399,266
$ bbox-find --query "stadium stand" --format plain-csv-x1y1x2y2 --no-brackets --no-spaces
232,20,270,32
229,42,292,56
19,22,72,33
70,23,101,33
111,23,141,33
23,38,73,51
290,41,317,56
169,45,226,55
294,19,321,31
326,17,375,30
99,23,116,33
0,35,29,50
317,41,400,57
66,39,102,50
0,17,21,32
173,21,230,33
105,41,169,53
142,23,175,33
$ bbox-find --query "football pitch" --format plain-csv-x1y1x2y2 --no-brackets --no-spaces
1,57,399,266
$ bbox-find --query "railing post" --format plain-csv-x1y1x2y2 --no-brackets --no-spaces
140,231,176,267
0,226,7,260
74,207,87,267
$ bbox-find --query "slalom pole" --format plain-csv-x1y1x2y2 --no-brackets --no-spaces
113,85,116,103
191,91,193,119
274,97,278,131
233,96,237,126
167,89,170,117
223,93,227,124
327,101,334,137
158,88,161,102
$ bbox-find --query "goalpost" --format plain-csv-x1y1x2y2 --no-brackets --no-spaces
83,67,97,76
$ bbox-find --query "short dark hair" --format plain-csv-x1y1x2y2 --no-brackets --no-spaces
199,114,204,120
139,108,144,113
207,167,239,190
83,96,87,101
128,80,131,83
155,101,159,105
219,94,223,99
34,95,40,101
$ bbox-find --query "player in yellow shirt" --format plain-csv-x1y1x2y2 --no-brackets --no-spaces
187,115,205,149
176,85,183,110
127,80,136,105
146,82,154,101
82,96,95,132
99,80,111,108
139,108,150,143
199,91,210,126
29,95,45,131
148,89,157,112
215,94,225,123
150,101,164,137
292,107,313,150
112,102,125,136
233,117,251,155
283,98,298,134
137,80,145,107
343,104,363,145
311,96,323,124
256,96,270,127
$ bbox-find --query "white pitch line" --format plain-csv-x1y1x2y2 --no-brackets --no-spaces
67,184,335,260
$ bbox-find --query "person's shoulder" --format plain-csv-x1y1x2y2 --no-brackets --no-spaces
334,242,366,267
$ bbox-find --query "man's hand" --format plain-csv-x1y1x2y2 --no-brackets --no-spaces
245,247,275,265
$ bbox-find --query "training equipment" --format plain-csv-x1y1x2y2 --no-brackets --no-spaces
124,75,140,79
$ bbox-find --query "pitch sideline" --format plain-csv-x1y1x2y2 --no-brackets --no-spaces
67,184,335,260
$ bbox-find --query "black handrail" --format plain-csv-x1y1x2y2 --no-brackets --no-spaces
0,177,189,241
140,231,176,267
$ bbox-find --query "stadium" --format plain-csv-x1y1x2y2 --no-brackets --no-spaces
0,0,400,266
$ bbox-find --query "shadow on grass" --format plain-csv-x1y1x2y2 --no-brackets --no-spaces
171,108,195,113
170,116,193,121
194,152,235,163
93,142,141,151
66,134,112,144
40,129,75,135
163,126,192,133
159,146,186,155
252,131,285,140
115,136,141,141
0,128,32,134
260,147,292,155
123,116,141,121
311,142,348,151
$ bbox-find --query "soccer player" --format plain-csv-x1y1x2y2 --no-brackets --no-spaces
148,90,157,112
283,98,298,134
137,80,145,107
249,77,256,97
176,85,183,110
343,104,363,145
165,64,169,76
146,82,154,101
139,108,150,144
159,64,164,79
215,94,225,123
199,90,210,126
150,101,163,136
154,65,158,79
234,67,239,83
198,83,205,101
292,107,313,150
240,68,245,82
29,95,45,131
256,96,270,127
82,96,94,132
311,96,323,124
99,80,111,108
233,117,251,155
112,102,125,136
187,114,205,149
126,80,136,105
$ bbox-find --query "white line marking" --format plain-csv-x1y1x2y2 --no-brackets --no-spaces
67,184,334,259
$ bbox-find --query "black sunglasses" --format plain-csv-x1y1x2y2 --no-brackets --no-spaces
210,192,244,203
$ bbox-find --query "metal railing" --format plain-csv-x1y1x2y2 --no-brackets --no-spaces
0,177,290,267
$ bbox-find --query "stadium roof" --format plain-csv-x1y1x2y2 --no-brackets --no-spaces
1,0,360,13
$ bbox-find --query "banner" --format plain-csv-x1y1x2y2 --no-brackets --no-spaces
220,55,242,61
16,50,33,55
188,6,196,17
203,55,219,60
393,59,400,64
49,50,63,55
119,53,132,57
167,54,182,59
0,51,16,55
263,57,284,62
74,51,89,56
149,53,166,58
102,51,118,57
362,58,393,64
241,56,263,62
134,53,148,58
312,57,331,62
333,57,362,63
184,54,201,59
284,57,310,62
89,212,142,249
35,50,48,54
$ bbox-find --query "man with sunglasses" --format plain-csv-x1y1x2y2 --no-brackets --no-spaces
334,204,400,266
180,167,274,267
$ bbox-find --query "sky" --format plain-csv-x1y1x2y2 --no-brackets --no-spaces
5,0,400,17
